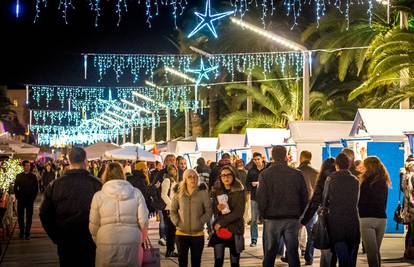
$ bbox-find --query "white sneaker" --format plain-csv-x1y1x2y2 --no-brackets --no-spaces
158,238,166,246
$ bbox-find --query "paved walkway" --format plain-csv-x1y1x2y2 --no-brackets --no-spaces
1,200,413,266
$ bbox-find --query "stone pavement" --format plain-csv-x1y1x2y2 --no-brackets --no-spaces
1,201,413,266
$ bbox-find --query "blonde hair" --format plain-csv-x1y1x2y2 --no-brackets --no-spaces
102,162,125,183
178,169,199,197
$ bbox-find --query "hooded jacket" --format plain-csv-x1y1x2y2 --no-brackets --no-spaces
212,179,245,235
89,179,149,267
170,184,212,234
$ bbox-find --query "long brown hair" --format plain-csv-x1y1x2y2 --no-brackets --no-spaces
102,162,125,184
360,156,391,187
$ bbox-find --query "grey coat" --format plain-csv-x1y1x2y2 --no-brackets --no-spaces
170,185,212,234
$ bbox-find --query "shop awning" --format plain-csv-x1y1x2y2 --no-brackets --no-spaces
289,121,353,143
350,109,414,141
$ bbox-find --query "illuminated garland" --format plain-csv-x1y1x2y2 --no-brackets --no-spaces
0,158,23,192
34,0,188,26
92,54,193,82
230,0,374,28
32,110,83,126
31,0,376,28
30,85,194,113
89,52,303,83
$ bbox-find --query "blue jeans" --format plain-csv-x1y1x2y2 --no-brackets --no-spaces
250,200,259,242
334,241,358,267
305,214,317,263
159,210,166,240
263,219,300,267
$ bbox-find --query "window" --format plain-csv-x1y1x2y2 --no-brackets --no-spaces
13,100,18,107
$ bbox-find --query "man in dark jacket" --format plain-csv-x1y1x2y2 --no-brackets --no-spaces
297,151,319,265
256,146,308,267
14,160,38,239
39,147,102,267
246,152,266,247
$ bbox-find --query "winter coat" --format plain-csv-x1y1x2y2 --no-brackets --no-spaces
256,161,308,220
42,171,56,189
39,169,102,245
358,176,388,218
301,169,334,225
14,172,38,202
196,165,211,186
236,169,247,188
89,179,149,267
127,170,151,208
326,170,360,245
161,176,178,211
170,185,212,234
212,179,245,235
246,164,266,201
298,161,319,198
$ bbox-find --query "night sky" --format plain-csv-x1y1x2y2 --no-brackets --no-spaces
0,0,212,88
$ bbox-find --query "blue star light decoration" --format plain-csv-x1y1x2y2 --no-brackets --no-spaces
188,0,234,39
186,58,219,86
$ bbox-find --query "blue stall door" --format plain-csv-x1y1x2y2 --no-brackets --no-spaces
322,147,343,161
368,142,404,233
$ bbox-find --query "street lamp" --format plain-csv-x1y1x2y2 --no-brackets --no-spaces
230,17,311,120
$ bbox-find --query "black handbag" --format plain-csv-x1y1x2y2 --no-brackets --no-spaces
312,177,331,250
394,174,406,229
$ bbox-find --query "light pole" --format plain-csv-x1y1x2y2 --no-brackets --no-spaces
230,17,311,120
144,80,172,141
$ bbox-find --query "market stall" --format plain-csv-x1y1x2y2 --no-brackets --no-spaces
244,128,291,161
289,121,353,169
329,109,414,234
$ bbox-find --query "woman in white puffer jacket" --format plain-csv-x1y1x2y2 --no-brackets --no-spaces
89,162,149,267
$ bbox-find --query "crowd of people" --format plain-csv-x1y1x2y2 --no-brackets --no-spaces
10,145,414,267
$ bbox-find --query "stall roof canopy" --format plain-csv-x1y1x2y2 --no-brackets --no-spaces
196,138,218,152
104,146,159,161
289,121,353,143
175,141,197,155
85,142,119,160
245,128,290,147
350,109,414,139
217,134,245,150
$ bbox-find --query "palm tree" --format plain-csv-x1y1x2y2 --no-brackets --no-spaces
348,28,414,104
301,8,390,82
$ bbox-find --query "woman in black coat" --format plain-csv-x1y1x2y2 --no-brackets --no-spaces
326,153,360,267
209,165,245,267
41,163,56,192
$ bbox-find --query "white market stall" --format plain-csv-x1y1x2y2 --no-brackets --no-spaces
289,121,353,169
104,146,160,162
331,109,414,234
194,137,218,163
244,128,291,161
84,142,119,160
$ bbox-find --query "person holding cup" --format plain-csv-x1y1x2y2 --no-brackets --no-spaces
209,165,246,267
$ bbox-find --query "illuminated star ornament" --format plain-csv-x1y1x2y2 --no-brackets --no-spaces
188,0,234,39
186,58,219,86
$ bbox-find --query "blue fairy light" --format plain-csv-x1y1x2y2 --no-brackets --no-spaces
185,58,219,86
188,0,234,39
